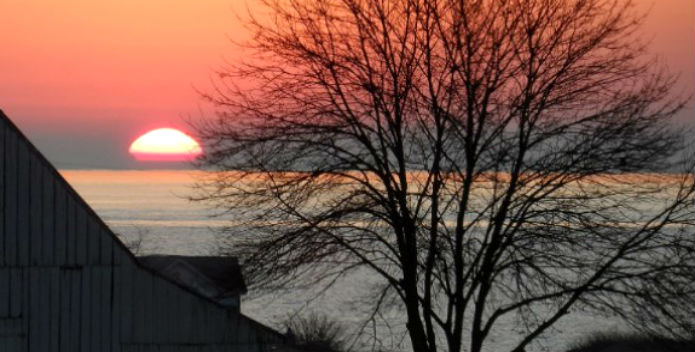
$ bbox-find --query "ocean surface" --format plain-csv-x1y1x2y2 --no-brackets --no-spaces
61,170,631,352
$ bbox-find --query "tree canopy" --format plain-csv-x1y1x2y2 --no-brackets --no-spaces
195,1,695,351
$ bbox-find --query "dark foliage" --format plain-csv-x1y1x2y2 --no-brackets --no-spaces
567,333,695,352
284,313,348,352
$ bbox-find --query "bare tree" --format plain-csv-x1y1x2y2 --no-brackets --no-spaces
120,226,148,256
283,313,349,352
194,1,695,352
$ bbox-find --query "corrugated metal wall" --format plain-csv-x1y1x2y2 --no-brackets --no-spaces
0,111,283,352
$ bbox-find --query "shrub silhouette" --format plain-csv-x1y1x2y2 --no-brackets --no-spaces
283,313,348,352
567,333,694,352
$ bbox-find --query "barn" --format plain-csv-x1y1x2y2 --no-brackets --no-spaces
0,110,286,351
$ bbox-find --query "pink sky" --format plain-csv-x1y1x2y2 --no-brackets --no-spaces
0,0,692,168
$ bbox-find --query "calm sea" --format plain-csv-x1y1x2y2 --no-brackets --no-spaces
61,170,223,255
61,169,630,352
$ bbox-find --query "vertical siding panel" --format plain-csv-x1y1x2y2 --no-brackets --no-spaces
3,130,17,266
66,196,77,266
69,269,82,352
102,266,113,352
199,301,209,344
218,309,229,342
90,267,102,352
114,243,126,265
88,219,100,265
119,261,134,344
38,268,51,352
49,268,60,350
113,244,128,349
59,269,71,352
112,261,122,352
212,308,223,342
152,278,163,343
227,313,238,346
79,267,91,352
143,271,155,344
133,269,147,343
165,280,176,343
192,296,204,344
55,182,67,265
143,272,155,344
42,167,55,266
29,157,41,266
178,291,191,344
202,307,211,343
9,269,22,318
28,268,39,352
101,228,113,265
0,270,8,317
16,143,30,267
21,268,29,352
75,205,88,265
159,281,169,342
163,280,176,342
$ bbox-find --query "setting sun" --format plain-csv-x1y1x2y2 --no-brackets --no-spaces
129,127,202,162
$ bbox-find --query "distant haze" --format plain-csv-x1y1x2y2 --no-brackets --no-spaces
1,0,692,169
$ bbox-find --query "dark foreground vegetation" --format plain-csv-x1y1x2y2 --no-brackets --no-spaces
567,333,695,352
283,313,348,352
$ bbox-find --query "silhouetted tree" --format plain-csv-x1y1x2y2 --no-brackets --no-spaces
283,313,348,352
121,226,148,255
195,1,695,352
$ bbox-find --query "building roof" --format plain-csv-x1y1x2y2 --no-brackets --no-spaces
138,255,248,297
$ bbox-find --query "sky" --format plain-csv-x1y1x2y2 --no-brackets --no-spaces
0,0,693,169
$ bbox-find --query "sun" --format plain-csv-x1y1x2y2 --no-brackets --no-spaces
129,128,202,162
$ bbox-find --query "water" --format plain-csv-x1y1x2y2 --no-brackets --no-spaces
61,170,632,352
61,170,222,255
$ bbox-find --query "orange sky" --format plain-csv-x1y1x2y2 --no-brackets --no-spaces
0,0,693,168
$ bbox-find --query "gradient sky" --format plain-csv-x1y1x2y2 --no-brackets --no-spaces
1,0,693,169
